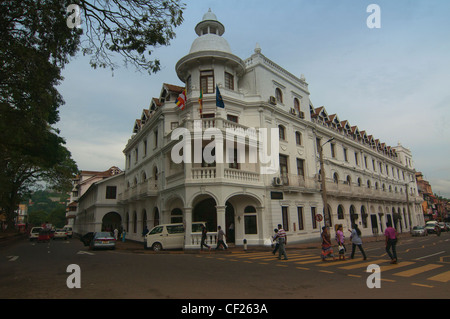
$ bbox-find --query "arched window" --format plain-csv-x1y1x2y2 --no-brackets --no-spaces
142,209,147,232
333,173,339,184
346,175,351,185
133,211,137,233
357,177,362,187
153,208,160,227
275,88,283,104
294,98,300,112
337,205,345,219
361,206,368,228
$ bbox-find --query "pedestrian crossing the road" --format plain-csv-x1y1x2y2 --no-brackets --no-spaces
195,250,450,287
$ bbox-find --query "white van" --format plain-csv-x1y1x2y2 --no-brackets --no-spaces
144,222,205,251
63,225,73,238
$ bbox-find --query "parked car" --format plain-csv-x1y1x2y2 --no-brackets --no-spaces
80,232,95,246
412,226,427,237
29,227,43,241
438,222,448,232
53,229,68,240
144,222,206,251
63,226,73,238
89,232,116,250
425,223,438,234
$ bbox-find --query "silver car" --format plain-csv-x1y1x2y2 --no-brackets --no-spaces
412,226,427,237
89,232,116,250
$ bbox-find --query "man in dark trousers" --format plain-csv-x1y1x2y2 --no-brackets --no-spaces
200,224,211,251
216,226,228,250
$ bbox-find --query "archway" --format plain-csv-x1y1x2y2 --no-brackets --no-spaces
102,212,122,232
193,197,217,232
225,201,235,243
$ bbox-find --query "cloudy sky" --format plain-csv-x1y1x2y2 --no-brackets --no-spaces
57,0,450,198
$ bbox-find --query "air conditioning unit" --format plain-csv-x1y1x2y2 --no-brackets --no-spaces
299,111,305,119
290,108,296,115
269,96,277,105
273,177,283,186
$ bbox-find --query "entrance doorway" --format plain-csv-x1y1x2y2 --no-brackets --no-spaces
225,201,235,243
102,212,122,232
193,198,217,232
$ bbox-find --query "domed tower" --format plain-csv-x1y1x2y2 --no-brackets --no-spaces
175,9,245,99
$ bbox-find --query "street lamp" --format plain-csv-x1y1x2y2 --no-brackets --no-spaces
318,137,335,228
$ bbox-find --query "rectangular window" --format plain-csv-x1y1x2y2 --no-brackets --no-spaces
224,72,234,90
297,207,304,230
311,207,317,229
105,186,117,199
271,192,284,200
171,122,179,130
296,158,304,177
154,129,158,149
282,206,289,231
343,148,348,162
143,140,147,157
331,143,336,158
200,70,214,94
279,155,289,184
354,152,359,166
244,216,257,234
227,114,238,123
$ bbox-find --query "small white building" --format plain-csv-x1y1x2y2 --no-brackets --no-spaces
83,9,423,247
75,172,125,235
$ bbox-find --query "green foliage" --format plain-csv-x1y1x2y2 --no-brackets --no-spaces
0,0,186,230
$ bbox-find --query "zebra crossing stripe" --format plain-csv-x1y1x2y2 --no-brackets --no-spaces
393,264,443,277
427,270,450,283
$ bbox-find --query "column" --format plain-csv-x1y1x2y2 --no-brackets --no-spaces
216,205,226,244
184,207,193,249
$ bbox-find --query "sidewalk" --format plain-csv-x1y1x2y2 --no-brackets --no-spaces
114,232,412,254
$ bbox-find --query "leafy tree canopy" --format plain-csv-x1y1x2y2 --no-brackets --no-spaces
0,0,185,230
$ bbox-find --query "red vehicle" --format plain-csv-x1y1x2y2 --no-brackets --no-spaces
37,229,51,243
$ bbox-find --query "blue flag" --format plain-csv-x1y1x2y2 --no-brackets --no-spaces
216,85,225,108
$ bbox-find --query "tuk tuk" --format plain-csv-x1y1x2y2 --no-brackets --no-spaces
37,229,51,243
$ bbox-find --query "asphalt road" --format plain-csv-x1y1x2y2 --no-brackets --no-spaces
1,232,449,301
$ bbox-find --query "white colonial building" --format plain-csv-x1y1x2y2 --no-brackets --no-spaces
79,9,423,247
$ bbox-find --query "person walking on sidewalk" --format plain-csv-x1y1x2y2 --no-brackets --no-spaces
200,224,211,251
385,221,398,264
321,226,336,261
336,224,346,260
349,224,367,260
274,224,288,260
216,226,228,250
272,228,279,255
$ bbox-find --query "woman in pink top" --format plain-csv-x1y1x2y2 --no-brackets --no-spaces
385,222,398,264
335,225,346,260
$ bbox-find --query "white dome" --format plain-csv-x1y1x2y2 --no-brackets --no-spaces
189,33,231,54
202,10,218,21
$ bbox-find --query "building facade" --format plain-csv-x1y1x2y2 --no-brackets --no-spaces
68,166,122,232
104,9,423,246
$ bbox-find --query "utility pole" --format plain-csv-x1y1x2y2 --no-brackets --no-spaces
405,183,412,232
